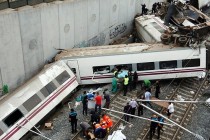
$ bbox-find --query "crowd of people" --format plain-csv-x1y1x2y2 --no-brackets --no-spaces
68,68,175,140
141,2,162,15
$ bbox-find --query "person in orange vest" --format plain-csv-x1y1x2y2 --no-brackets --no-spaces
93,122,103,138
101,114,113,133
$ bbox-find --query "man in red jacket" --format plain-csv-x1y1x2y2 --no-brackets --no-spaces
95,92,102,115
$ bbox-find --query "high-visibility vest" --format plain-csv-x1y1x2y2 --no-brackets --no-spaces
106,118,113,128
124,77,129,85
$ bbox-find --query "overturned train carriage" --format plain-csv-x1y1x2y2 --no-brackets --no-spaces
55,43,207,85
0,61,78,140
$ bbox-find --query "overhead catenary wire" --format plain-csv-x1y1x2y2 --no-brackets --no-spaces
102,108,173,126
16,124,52,140
136,99,210,104
140,103,206,140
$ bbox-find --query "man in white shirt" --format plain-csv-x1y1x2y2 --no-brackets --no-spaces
129,99,138,118
144,88,153,108
167,102,174,119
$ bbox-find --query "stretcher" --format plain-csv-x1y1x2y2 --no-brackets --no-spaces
150,97,168,108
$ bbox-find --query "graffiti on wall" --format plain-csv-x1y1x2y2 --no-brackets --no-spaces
109,23,127,39
74,33,106,48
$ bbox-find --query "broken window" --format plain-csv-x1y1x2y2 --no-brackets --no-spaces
160,60,177,69
182,59,200,67
137,62,155,71
115,64,132,71
93,66,110,74
3,109,23,127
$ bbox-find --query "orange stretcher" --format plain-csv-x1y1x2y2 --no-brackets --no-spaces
150,97,168,108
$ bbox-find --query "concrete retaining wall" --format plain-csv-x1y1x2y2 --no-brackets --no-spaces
0,0,137,90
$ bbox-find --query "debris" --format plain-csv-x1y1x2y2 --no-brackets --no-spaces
44,122,53,130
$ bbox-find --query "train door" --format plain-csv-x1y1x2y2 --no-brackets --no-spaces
67,60,81,84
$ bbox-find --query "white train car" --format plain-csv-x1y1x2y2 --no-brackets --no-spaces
135,15,168,43
55,43,206,85
0,61,78,140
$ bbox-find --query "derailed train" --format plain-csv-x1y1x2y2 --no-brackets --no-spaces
0,43,207,140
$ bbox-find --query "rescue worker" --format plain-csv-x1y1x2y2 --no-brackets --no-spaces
150,114,158,140
128,71,133,91
95,92,102,115
157,116,164,139
93,122,103,138
100,120,108,138
129,98,138,118
123,75,129,96
138,95,144,116
69,109,78,133
101,114,113,133
80,122,91,137
124,102,131,122
152,2,157,13
141,3,146,15
143,79,151,90
155,81,160,99
82,91,88,115
112,77,118,93
103,89,110,109
133,71,138,90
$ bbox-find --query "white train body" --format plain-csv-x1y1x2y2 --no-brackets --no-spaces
0,61,78,140
56,43,206,85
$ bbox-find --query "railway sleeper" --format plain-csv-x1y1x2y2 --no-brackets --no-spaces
178,88,194,95
113,100,126,107
180,84,197,92
176,91,194,98
175,102,188,108
111,104,124,110
181,82,198,90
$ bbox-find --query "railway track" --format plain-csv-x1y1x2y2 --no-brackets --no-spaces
138,77,207,140
71,85,139,140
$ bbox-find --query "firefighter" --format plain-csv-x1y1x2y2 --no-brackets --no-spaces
101,114,113,133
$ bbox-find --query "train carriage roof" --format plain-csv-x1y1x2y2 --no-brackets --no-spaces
55,43,204,60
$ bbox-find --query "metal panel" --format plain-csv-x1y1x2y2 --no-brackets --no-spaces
9,0,27,9
0,128,3,136
23,94,42,112
28,0,43,6
0,1,9,10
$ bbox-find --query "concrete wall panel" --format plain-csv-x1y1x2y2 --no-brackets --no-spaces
74,0,88,48
87,0,99,40
58,1,75,49
0,11,25,89
40,3,60,60
18,7,44,80
118,0,128,24
110,0,119,27
99,0,110,33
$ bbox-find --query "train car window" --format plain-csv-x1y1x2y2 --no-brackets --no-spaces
23,94,42,112
137,62,155,71
71,68,76,74
45,81,57,94
150,22,165,33
0,128,3,136
40,81,57,97
115,64,132,71
3,109,23,127
93,66,110,74
160,60,177,69
182,59,200,67
56,71,70,85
